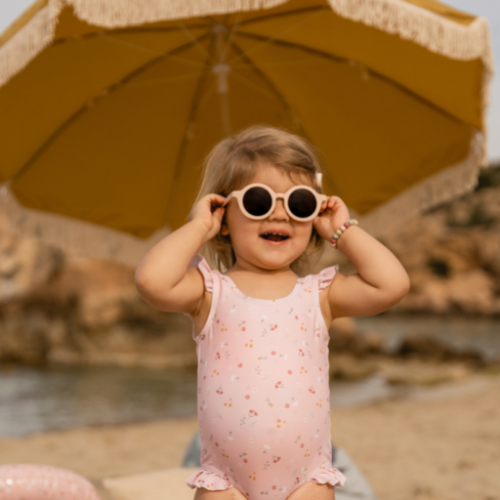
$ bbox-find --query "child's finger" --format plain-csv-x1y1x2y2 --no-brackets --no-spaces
211,194,227,204
213,207,225,221
207,194,227,212
326,197,344,213
201,193,225,203
330,195,345,206
320,197,335,213
329,197,338,209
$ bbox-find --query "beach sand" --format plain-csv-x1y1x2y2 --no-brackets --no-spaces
1,375,498,500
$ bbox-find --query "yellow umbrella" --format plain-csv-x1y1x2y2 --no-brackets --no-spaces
0,0,494,265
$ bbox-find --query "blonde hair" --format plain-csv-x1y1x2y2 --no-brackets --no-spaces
195,125,325,273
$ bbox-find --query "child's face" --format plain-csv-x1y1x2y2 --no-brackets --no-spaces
221,163,315,271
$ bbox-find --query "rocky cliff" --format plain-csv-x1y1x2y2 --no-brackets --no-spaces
322,164,500,315
0,164,498,368
0,231,194,367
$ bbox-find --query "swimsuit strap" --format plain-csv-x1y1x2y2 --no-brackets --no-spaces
314,264,340,315
191,255,214,293
318,265,339,292
189,255,220,341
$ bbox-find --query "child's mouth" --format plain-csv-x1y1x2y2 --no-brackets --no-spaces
260,232,290,242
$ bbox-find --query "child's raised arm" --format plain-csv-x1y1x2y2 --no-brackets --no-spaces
135,194,225,315
314,197,410,320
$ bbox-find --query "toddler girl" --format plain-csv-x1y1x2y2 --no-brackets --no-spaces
135,126,410,500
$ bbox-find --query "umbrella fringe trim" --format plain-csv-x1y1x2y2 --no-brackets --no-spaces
0,0,494,88
0,185,169,267
327,0,493,64
0,0,491,254
0,6,54,88
0,134,484,264
0,1,493,155
68,0,288,26
327,0,494,160
354,132,485,238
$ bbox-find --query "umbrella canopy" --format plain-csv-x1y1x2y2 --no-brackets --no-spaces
0,0,494,265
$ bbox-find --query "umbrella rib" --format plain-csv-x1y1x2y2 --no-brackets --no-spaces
233,32,468,124
51,24,211,46
236,5,327,28
49,5,326,48
229,38,295,122
119,33,211,84
9,33,212,184
229,8,326,64
220,13,244,66
230,31,347,65
175,21,215,63
229,37,345,198
121,71,210,89
162,35,218,226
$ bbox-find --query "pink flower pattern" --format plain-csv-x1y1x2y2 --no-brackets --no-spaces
185,256,346,498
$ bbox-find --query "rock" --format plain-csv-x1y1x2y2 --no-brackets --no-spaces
395,335,485,366
376,358,472,385
0,232,195,367
316,166,500,316
329,319,384,357
329,354,378,380
1,168,500,367
0,226,64,304
328,354,474,384
380,175,500,316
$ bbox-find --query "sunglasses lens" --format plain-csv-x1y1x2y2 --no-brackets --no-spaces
288,189,317,219
242,186,273,217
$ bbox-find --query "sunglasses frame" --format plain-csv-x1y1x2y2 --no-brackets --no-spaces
223,183,327,222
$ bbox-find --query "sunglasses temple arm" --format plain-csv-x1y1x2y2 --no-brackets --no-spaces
222,193,234,207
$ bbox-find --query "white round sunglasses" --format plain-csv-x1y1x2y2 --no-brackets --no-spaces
222,183,327,222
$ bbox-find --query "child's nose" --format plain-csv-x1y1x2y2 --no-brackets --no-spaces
269,199,289,221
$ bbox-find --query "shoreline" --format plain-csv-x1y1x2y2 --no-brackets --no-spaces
1,357,494,438
1,374,498,500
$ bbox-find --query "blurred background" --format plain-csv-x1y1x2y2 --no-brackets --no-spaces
0,2,499,500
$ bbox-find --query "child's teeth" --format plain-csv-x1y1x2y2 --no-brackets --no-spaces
263,232,288,241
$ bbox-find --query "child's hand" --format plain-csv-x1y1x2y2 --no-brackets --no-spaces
191,194,226,242
313,196,351,241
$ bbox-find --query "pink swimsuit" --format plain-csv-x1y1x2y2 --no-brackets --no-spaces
186,256,346,498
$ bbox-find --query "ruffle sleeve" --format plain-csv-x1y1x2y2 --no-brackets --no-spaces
310,466,347,488
189,255,213,292
318,265,340,292
185,469,233,491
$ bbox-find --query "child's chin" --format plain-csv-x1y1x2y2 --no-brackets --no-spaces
257,252,300,269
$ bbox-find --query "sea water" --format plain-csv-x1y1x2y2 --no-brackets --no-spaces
0,315,498,437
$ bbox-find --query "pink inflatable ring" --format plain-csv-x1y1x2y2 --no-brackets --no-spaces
0,464,100,500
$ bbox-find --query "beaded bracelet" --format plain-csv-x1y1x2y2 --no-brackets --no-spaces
330,219,358,248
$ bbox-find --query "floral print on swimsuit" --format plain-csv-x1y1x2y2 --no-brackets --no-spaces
185,255,346,499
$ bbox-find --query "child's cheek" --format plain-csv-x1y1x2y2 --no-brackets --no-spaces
227,217,260,250
296,222,314,246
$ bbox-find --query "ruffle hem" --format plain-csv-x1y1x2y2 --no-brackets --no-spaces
185,469,233,491
190,255,214,292
318,265,340,291
310,466,347,487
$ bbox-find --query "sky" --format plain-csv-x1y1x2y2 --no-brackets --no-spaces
0,0,498,161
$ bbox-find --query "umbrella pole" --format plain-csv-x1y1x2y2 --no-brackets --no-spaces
218,86,231,138
213,25,232,137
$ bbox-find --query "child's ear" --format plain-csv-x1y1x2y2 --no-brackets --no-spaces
220,219,230,236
